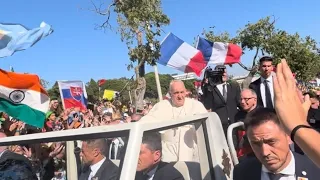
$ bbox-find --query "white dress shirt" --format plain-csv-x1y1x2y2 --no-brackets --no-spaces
88,157,106,180
216,82,227,96
260,75,274,107
261,152,296,180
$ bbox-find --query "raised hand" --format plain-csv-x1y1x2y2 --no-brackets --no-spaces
273,59,311,133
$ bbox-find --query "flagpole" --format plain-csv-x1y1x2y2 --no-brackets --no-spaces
153,64,163,102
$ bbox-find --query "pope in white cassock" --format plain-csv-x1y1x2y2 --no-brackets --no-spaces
140,80,208,162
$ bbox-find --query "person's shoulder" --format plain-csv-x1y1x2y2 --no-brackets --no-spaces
250,78,261,86
293,152,319,170
154,99,172,107
234,156,260,172
100,159,119,180
186,98,207,110
156,162,184,179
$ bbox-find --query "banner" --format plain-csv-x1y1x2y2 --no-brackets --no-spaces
58,81,87,110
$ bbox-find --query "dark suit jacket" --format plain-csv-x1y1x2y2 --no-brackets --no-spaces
79,158,119,180
233,152,320,180
249,78,265,108
135,161,184,180
203,81,241,134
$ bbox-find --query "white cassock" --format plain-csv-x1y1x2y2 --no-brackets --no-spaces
140,98,207,162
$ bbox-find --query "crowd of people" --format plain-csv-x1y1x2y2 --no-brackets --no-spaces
0,57,320,180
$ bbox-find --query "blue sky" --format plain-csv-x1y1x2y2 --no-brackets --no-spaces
1,0,319,87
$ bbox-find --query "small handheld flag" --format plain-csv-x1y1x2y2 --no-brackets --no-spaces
58,81,88,110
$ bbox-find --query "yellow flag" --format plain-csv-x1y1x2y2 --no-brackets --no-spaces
103,90,118,100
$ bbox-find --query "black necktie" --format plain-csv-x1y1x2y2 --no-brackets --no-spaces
223,84,227,102
264,80,273,109
268,173,283,180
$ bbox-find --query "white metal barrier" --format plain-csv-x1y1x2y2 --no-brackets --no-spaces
227,122,245,165
0,112,234,180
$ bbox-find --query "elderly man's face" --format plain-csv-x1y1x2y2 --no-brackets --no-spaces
170,82,186,107
240,90,257,112
247,121,291,173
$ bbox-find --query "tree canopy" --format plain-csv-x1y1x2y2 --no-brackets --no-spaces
202,16,320,81
91,0,170,110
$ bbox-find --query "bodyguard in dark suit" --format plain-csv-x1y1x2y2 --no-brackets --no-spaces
79,138,118,180
203,65,241,135
249,56,275,109
234,108,320,180
135,132,184,180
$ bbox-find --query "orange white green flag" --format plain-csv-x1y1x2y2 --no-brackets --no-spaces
0,69,49,128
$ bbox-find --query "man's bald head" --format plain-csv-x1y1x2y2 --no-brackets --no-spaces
169,80,186,93
169,80,187,107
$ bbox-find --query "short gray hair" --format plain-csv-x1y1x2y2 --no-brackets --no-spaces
241,88,257,98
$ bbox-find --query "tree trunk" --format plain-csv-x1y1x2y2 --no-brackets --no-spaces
134,30,146,112
134,76,146,111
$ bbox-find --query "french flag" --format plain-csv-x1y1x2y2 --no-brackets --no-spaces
158,33,207,76
58,81,88,110
196,37,242,65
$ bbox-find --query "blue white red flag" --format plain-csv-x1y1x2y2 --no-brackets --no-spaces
58,81,87,110
158,33,207,76
196,37,242,65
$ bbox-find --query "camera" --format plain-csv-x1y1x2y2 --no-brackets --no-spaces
204,65,226,88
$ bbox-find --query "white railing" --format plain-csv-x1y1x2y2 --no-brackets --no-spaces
0,112,235,180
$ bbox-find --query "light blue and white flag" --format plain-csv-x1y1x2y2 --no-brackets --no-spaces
0,22,53,58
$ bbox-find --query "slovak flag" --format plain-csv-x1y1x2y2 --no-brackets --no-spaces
158,33,207,76
196,37,242,65
58,81,88,110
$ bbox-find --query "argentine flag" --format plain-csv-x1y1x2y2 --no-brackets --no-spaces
0,22,53,58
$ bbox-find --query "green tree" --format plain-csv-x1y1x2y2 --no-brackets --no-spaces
91,0,170,111
100,77,133,103
86,79,99,103
47,82,61,101
144,72,173,99
202,16,320,84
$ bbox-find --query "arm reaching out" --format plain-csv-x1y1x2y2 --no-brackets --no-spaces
273,59,320,167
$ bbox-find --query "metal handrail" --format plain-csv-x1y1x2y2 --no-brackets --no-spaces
227,122,244,165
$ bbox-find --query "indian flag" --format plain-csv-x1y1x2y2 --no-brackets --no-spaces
0,69,49,128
